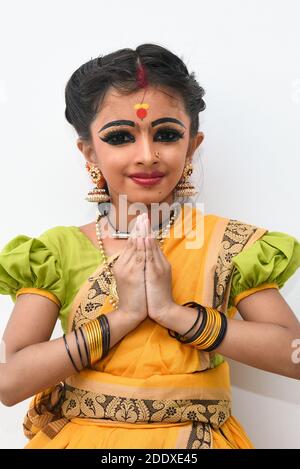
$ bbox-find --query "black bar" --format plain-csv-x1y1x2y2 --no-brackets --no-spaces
0,449,298,466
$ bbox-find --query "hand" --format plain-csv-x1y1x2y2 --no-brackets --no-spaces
140,213,175,323
110,214,147,323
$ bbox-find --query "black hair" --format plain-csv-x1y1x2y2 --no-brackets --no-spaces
64,43,206,142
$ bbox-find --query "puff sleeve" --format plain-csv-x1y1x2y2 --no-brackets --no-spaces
0,233,66,308
228,231,300,308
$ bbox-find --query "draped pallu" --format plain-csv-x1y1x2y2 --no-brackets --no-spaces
24,206,266,449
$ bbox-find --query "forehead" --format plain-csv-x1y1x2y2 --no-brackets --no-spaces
95,85,186,123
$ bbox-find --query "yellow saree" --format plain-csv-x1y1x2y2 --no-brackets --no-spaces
23,205,266,449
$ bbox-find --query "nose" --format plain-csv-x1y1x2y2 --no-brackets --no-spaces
134,135,159,167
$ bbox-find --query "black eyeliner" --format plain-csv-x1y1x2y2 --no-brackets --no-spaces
99,126,185,144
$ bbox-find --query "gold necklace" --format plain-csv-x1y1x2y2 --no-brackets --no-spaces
95,207,180,310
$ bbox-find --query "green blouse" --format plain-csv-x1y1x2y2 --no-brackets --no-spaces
0,225,300,333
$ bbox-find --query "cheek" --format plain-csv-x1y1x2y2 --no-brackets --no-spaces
102,161,126,184
167,171,183,189
95,146,128,177
163,149,186,176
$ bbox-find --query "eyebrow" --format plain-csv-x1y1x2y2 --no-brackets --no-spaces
98,117,186,133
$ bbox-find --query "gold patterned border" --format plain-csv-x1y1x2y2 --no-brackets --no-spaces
186,421,212,449
61,383,231,431
70,255,119,331
213,219,267,310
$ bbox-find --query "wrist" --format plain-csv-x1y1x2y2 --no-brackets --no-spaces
154,301,180,329
112,307,144,329
163,303,203,339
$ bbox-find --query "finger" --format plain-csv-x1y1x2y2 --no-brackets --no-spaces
138,213,148,238
143,214,154,239
127,232,145,265
155,238,171,270
134,235,145,267
148,235,162,267
154,237,167,260
130,214,144,239
117,235,136,265
129,217,139,239
123,236,139,268
145,233,154,263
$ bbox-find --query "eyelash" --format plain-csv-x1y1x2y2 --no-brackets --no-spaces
99,126,185,146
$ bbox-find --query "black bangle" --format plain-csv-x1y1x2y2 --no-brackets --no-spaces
168,301,202,341
180,305,207,344
204,312,228,352
63,333,80,372
97,314,110,358
97,316,106,359
168,309,201,340
74,328,85,369
79,326,90,367
101,314,110,356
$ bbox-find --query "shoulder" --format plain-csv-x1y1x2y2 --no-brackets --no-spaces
229,229,300,307
0,226,71,306
38,225,79,244
204,210,263,228
202,209,258,228
38,223,103,260
75,222,94,237
201,210,267,248
34,225,84,262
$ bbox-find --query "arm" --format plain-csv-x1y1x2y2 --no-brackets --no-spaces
158,288,300,380
0,293,141,406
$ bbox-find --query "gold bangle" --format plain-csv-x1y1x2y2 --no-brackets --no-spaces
89,320,98,363
83,320,103,365
93,318,103,361
83,323,94,364
93,318,103,363
90,319,102,364
192,307,221,350
192,307,214,347
201,308,221,349
200,308,219,349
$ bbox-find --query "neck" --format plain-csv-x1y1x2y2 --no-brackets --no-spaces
102,193,178,236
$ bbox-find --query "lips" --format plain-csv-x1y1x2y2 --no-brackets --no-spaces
129,171,165,187
129,171,165,178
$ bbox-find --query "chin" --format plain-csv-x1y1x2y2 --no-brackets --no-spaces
129,191,173,207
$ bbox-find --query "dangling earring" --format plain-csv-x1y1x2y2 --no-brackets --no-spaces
173,161,198,198
85,162,111,203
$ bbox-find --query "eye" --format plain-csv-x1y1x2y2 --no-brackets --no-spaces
99,130,134,146
154,127,185,142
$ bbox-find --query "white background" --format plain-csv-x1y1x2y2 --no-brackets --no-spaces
0,0,299,449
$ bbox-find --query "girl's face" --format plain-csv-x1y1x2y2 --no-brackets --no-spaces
77,85,204,209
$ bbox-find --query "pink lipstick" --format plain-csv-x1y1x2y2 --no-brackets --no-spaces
130,176,164,186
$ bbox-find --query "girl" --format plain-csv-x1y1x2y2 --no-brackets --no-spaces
0,43,300,449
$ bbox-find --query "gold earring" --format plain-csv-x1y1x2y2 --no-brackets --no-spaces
85,162,111,203
173,161,198,198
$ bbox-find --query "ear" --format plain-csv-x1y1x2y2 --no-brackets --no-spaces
186,131,205,159
76,138,98,166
